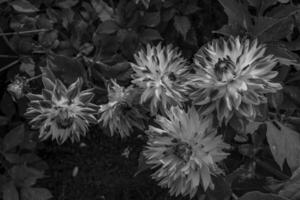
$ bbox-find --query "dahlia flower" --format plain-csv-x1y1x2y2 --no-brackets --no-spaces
189,37,282,122
25,77,97,144
144,106,230,198
99,80,146,137
131,43,190,115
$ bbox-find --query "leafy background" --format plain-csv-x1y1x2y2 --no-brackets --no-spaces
0,0,300,200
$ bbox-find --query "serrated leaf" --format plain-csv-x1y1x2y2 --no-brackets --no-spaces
2,181,19,200
10,0,38,13
266,121,300,171
97,20,119,34
140,28,162,43
239,191,289,200
20,187,52,200
140,12,160,27
2,124,24,152
173,16,190,39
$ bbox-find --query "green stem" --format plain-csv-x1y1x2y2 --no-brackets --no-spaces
0,59,20,73
0,28,50,36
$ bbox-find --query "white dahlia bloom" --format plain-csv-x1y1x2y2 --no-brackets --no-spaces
144,106,230,198
131,43,190,115
25,77,97,144
99,80,146,137
189,37,282,122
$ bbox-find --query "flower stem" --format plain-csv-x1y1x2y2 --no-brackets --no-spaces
0,28,50,36
0,59,20,73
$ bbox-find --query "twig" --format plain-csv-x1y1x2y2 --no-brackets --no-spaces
0,28,50,36
0,59,20,73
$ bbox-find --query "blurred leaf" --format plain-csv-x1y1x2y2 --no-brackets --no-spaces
2,181,19,200
10,0,39,13
97,20,120,34
266,120,300,171
10,165,44,187
284,86,300,105
91,0,113,21
140,28,162,43
0,115,9,126
20,187,52,200
173,16,190,39
140,12,160,27
162,8,176,22
239,191,289,200
2,124,24,152
278,167,300,200
0,92,16,119
56,0,79,8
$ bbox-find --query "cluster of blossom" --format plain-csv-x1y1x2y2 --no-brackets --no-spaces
23,37,282,198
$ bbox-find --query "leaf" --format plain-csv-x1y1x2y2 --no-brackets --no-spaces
218,0,250,26
239,191,289,200
97,20,119,34
2,181,19,200
1,92,16,119
266,4,300,19
266,121,300,171
213,23,246,37
206,176,231,200
20,187,52,200
278,167,300,200
56,0,79,8
10,165,44,187
255,17,294,42
173,16,191,39
134,152,151,176
247,0,277,15
10,0,39,13
47,54,86,85
140,28,162,43
266,43,300,68
140,12,160,27
91,0,113,21
19,58,35,77
284,86,300,105
2,124,24,152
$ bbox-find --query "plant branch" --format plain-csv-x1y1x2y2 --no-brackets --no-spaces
0,59,20,73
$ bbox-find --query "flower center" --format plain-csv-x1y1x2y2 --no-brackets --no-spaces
172,140,193,162
55,108,74,129
214,56,236,82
